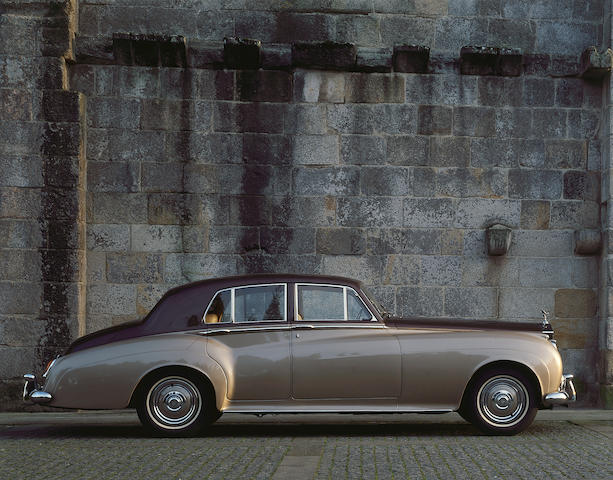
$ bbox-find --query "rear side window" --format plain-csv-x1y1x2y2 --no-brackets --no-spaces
296,284,374,321
204,284,287,324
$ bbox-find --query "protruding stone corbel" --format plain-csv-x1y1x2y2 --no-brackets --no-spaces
580,47,612,80
574,229,601,255
393,45,429,73
460,46,522,76
112,33,187,67
486,223,512,256
224,37,261,70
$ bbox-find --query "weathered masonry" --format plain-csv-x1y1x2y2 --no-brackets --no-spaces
0,0,612,409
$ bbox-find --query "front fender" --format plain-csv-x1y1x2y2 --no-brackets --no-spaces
43,333,227,410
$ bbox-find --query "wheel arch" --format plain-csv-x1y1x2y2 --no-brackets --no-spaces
460,360,543,410
128,365,217,409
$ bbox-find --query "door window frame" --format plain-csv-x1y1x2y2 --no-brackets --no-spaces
293,283,376,322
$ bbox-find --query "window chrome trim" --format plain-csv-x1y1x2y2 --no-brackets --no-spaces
202,283,288,324
294,283,376,322
198,325,291,336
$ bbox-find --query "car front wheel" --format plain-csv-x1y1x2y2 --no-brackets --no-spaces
462,367,538,435
137,372,217,436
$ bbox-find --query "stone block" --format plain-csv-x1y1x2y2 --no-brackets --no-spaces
0,155,43,188
387,136,429,166
41,123,81,157
494,108,532,138
338,197,403,227
0,249,38,282
396,287,444,317
508,169,562,200
579,46,612,79
260,227,315,254
360,167,410,196
522,78,554,106
413,167,436,198
574,229,601,256
356,47,392,72
213,102,284,133
88,161,140,193
470,138,517,168
417,105,452,135
0,282,41,315
148,193,227,226
322,255,386,285
555,78,584,107
336,13,380,45
404,198,454,228
140,99,211,131
0,317,45,347
420,255,462,286
293,167,360,196
106,253,163,283
461,256,519,287
499,287,555,319
393,45,429,73
374,104,418,134
341,135,386,165
532,109,567,138
520,200,550,230
238,253,321,276
261,44,292,68
572,257,598,288
87,284,137,315
283,105,327,135
88,129,165,163
0,188,39,220
384,255,420,285
90,192,147,224
182,225,209,253
478,77,522,107
229,196,271,226
345,73,405,103
445,287,497,318
545,140,587,169
292,135,339,165
209,226,259,254
429,137,470,167
460,46,522,76
292,42,357,70
87,224,130,252
436,168,506,198
0,219,40,249
293,70,345,103
327,104,376,134
454,199,521,228
166,132,243,164
367,228,441,255
452,106,496,137
88,98,140,130
242,134,291,165
117,67,159,98
272,196,336,227
509,230,571,257
519,258,572,288
223,37,261,69
141,163,183,193
564,171,599,201
131,225,182,253
555,289,597,318
381,15,435,46
316,228,365,255
550,201,599,229
237,70,292,103
40,248,83,282
137,284,168,316
275,12,336,43
42,189,81,222
553,317,598,349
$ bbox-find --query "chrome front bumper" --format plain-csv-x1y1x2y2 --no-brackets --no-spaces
543,374,576,407
23,374,53,404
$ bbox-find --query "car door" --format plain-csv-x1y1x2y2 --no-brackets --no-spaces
203,283,291,401
291,283,401,402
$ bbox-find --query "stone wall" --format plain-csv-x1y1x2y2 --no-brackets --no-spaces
0,0,611,408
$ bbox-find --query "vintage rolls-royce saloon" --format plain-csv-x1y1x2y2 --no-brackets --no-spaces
24,274,575,436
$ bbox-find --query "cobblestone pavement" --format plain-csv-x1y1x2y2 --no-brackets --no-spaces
0,411,611,480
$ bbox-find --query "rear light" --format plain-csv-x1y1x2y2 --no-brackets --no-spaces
43,358,58,378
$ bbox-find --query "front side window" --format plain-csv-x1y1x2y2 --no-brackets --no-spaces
296,284,374,321
204,284,286,324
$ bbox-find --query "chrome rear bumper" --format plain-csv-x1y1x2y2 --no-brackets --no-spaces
23,374,53,404
543,374,576,407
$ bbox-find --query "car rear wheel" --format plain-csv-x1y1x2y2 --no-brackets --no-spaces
137,372,217,436
462,367,538,435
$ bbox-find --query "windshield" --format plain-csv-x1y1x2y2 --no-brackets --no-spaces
361,287,388,317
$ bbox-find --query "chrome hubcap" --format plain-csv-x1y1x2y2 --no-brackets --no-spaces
477,375,528,427
147,377,201,429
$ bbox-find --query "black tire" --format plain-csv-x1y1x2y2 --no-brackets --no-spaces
136,371,218,437
461,367,538,435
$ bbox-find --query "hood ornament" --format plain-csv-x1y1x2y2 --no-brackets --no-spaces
541,309,550,326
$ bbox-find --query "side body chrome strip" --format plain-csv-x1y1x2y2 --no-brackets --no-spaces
197,323,387,336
